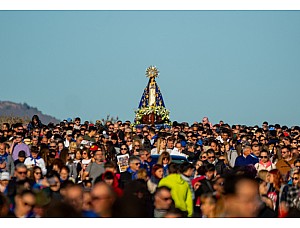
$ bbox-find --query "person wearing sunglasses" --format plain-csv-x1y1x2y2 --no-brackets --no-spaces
119,155,141,189
255,150,276,172
285,170,300,204
7,189,37,218
5,163,35,211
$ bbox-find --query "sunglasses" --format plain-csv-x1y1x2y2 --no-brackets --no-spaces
18,171,27,175
201,156,207,159
260,156,268,158
134,163,141,166
208,156,215,159
120,148,127,150
161,197,172,201
292,177,299,180
34,172,41,175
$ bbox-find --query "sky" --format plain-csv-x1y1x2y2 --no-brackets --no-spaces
0,2,300,128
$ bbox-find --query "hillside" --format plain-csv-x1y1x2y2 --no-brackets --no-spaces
0,101,60,125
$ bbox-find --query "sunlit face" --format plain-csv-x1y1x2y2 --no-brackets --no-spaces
17,192,36,216
41,137,48,144
0,144,5,155
31,152,38,158
206,170,215,180
155,168,164,179
292,173,299,186
259,152,269,163
200,197,216,217
15,135,23,143
32,138,38,145
269,173,275,183
160,139,167,148
210,142,218,152
75,151,82,160
258,181,268,195
162,157,170,165
16,167,28,181
167,140,174,149
281,148,290,159
243,148,251,156
129,160,141,171
58,143,64,151
175,143,182,150
252,146,260,157
235,180,260,217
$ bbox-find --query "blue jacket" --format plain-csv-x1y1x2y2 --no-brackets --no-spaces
234,154,259,167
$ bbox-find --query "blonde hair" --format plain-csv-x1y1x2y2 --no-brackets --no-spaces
257,170,269,182
137,168,148,181
155,137,166,155
69,142,77,151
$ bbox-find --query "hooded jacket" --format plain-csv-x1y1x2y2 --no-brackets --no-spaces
158,173,193,217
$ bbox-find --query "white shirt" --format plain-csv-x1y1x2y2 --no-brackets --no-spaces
24,157,47,175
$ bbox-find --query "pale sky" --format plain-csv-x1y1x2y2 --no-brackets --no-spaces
0,2,300,127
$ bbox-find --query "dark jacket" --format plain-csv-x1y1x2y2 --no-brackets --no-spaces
234,154,259,167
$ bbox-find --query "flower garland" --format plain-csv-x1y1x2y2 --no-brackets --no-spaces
134,106,171,125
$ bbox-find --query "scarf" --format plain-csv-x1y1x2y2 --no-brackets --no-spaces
150,174,161,185
259,160,272,168
30,155,41,166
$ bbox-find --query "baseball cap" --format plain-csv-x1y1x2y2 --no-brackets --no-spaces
0,172,10,181
18,150,26,158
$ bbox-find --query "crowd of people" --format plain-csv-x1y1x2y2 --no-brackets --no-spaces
0,114,300,218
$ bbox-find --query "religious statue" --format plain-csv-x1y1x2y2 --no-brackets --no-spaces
149,76,156,107
135,66,170,126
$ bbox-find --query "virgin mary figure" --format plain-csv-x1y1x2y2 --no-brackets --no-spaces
138,66,165,109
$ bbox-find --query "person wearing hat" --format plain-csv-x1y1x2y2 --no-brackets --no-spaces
14,150,26,166
0,172,10,193
64,129,75,148
0,143,15,177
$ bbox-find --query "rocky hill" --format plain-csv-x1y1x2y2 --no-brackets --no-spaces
0,101,60,125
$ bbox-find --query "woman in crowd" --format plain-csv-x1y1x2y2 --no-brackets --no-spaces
147,164,164,194
157,152,171,177
267,169,285,216
255,150,276,172
151,137,168,155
